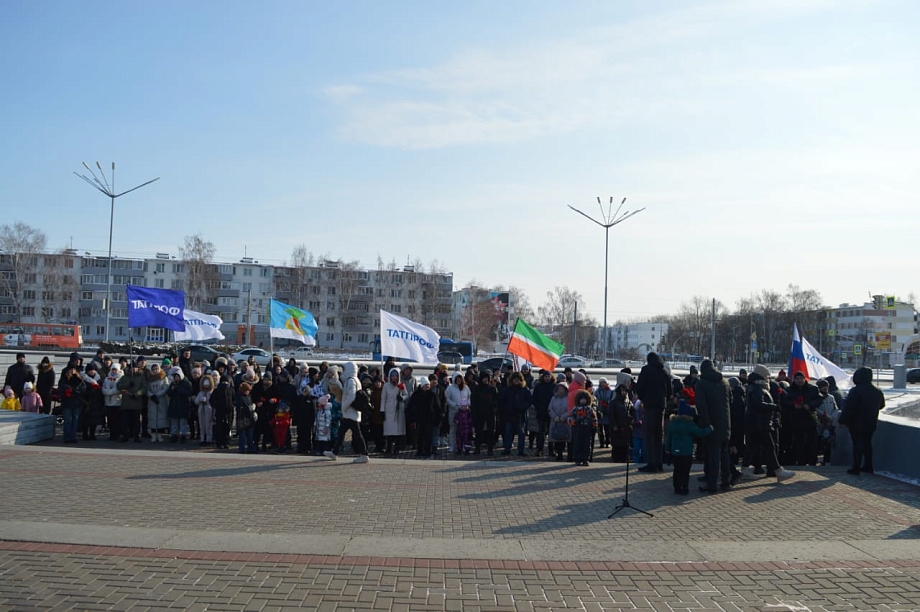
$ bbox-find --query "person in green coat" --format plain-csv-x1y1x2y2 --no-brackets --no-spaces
665,400,713,495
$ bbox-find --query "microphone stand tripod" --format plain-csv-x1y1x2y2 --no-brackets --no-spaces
608,430,653,518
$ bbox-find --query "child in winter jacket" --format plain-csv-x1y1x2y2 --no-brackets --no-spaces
195,374,215,446
314,394,334,457
1,386,21,411
270,403,293,454
665,400,713,495
548,382,570,461
20,382,43,413
568,390,598,466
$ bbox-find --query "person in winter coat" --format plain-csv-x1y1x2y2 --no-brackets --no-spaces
780,370,824,466
499,371,532,456
409,377,440,458
101,364,123,441
292,372,316,454
166,367,193,443
327,361,369,463
695,360,733,492
1,386,21,411
5,353,35,399
270,403,292,453
594,378,614,449
313,394,334,456
235,382,258,453
20,382,43,413
548,382,571,461
740,365,794,483
471,371,498,455
529,370,555,457
195,374,216,445
210,374,235,449
608,384,632,462
665,400,713,495
840,366,885,475
567,371,585,409
116,361,147,443
35,356,55,415
444,371,470,454
80,363,104,440
454,396,474,454
728,377,746,467
380,367,408,456
58,367,86,443
815,379,839,466
636,352,671,473
145,363,169,442
568,389,598,466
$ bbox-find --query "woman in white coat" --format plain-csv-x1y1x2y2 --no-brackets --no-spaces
381,368,408,456
445,371,471,454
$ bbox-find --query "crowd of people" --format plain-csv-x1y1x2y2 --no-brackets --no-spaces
2,349,886,487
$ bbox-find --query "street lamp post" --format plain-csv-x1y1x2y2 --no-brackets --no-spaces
75,163,159,343
568,197,644,367
671,331,699,367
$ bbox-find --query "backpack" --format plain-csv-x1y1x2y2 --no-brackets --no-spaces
351,387,372,414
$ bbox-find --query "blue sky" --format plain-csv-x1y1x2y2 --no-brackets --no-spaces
2,0,918,322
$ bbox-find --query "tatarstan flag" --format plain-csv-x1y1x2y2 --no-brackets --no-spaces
507,318,565,372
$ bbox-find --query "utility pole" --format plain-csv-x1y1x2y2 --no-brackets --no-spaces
710,298,716,360
572,301,578,356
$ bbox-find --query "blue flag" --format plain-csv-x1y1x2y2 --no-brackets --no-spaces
127,285,186,331
269,299,318,346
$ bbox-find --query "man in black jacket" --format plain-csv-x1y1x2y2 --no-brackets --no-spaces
781,371,824,465
841,367,885,475
636,352,671,472
695,360,732,491
4,352,34,399
531,370,555,457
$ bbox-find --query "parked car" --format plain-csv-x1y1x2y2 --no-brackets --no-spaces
180,344,230,365
437,351,464,365
557,355,590,368
231,347,273,367
907,368,920,384
477,357,514,375
285,346,314,359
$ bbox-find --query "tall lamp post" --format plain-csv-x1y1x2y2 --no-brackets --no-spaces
569,197,644,366
75,162,159,342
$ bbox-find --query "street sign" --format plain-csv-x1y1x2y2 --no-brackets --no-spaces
842,352,847,359
854,344,862,356
751,341,757,350
827,329,835,337
886,296,896,309
751,332,757,341
876,332,891,350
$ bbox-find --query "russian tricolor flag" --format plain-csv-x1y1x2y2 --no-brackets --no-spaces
787,323,851,386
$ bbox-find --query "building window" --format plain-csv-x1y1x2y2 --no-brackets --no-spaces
96,326,106,336
147,328,165,342
260,268,270,277
327,286,336,295
358,333,369,343
326,317,335,327
155,279,165,288
116,326,125,336
22,290,37,300
327,301,335,311
325,333,334,342
243,268,253,276
21,306,35,316
81,291,93,300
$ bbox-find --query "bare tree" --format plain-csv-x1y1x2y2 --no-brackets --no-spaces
458,284,502,350
41,250,80,323
335,259,365,349
507,285,534,322
289,245,316,309
0,222,47,321
179,234,215,309
536,286,597,355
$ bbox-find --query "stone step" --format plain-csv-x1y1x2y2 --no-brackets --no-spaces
0,411,55,445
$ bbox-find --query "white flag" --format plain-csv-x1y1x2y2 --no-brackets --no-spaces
379,309,440,364
173,309,225,342
801,333,852,388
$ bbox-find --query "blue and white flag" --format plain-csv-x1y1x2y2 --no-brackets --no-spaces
126,285,186,331
174,309,225,342
269,299,318,346
379,309,440,364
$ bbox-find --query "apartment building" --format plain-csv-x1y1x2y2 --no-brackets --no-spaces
0,250,453,350
828,297,916,365
607,321,669,355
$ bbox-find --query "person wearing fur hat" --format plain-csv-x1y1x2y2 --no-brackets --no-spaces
840,366,885,475
695,359,732,492
195,374,217,446
145,363,169,442
780,370,823,466
740,365,795,483
568,389,598,466
116,361,147,443
471,371,498,455
166,366,193,443
20,382,42,413
499,371,532,456
443,371,470,454
101,364,123,441
594,377,614,449
252,370,277,452
665,400,713,495
636,352,671,473
36,356,55,415
380,367,408,456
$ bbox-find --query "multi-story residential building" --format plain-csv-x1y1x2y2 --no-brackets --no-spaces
827,297,917,366
607,322,668,356
0,249,454,351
